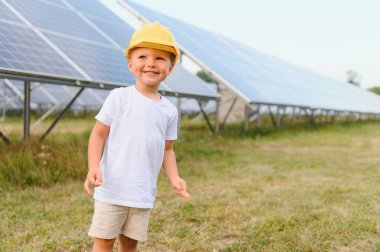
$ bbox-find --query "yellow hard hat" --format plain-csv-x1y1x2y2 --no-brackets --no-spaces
125,21,180,63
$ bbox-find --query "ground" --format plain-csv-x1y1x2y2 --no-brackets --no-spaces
1,119,380,251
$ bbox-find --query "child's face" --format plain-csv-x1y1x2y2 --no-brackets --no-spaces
128,47,175,88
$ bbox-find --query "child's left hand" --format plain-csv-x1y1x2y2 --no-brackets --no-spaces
171,177,189,198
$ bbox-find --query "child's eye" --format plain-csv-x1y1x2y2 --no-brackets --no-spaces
138,55,146,59
156,57,164,61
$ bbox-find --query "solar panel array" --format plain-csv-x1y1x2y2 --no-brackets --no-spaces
122,0,380,114
0,0,218,100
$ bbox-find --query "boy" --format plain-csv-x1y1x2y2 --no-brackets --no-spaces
84,22,188,252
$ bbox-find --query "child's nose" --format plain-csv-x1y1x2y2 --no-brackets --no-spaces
146,57,156,67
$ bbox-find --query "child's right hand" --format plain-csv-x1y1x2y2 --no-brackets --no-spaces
84,168,103,196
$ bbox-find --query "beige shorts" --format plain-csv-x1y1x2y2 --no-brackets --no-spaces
88,200,150,241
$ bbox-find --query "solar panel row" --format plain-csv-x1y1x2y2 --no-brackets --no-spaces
0,0,218,101
121,0,380,114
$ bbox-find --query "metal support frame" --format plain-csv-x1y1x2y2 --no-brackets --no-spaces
332,110,337,123
1,80,6,120
220,96,238,130
269,105,281,128
31,84,76,131
176,96,181,136
244,103,260,131
244,104,249,131
1,69,219,143
252,104,261,127
0,130,10,145
301,108,314,125
279,106,286,126
31,99,64,131
197,100,214,133
40,87,85,142
23,80,31,141
214,98,219,133
289,106,295,124
0,69,218,101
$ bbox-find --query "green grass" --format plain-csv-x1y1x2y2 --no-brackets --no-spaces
1,120,380,251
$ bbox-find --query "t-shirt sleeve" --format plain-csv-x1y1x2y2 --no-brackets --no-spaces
95,89,118,126
166,109,178,140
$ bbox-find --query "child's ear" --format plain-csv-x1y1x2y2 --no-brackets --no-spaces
168,62,175,73
127,59,132,71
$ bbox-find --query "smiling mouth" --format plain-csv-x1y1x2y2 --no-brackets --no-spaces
143,71,159,74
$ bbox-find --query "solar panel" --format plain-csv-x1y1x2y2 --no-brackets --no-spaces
0,0,217,100
164,66,218,97
31,84,56,104
65,0,124,24
0,22,81,77
45,33,134,84
86,16,134,48
7,0,110,44
122,0,380,113
0,2,23,23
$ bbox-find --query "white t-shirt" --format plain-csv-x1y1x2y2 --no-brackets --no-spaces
93,86,178,208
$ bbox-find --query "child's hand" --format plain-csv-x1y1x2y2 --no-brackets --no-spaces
171,177,190,199
84,168,103,196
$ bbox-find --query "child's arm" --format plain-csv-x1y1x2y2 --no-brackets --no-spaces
84,121,110,196
163,140,188,198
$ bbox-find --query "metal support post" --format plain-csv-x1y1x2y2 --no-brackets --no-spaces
244,104,249,131
176,96,181,137
309,109,315,124
290,106,295,124
269,106,280,128
23,80,31,141
214,99,219,134
1,80,6,121
255,105,261,127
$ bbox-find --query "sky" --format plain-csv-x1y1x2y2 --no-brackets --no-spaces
102,0,380,89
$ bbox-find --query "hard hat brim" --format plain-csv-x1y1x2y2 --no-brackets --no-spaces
125,42,179,62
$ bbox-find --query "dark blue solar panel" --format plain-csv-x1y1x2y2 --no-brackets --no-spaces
0,22,82,77
7,0,109,44
164,66,218,97
92,88,111,100
87,16,133,48
0,2,23,23
124,0,380,113
77,89,103,106
31,84,56,104
37,0,66,8
45,33,134,84
40,84,67,100
65,0,123,24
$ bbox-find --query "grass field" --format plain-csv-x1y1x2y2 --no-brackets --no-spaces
1,119,380,251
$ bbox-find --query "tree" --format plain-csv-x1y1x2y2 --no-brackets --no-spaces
197,70,216,83
346,70,361,86
368,86,380,95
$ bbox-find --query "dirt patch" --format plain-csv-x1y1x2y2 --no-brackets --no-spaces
332,206,349,218
337,246,350,252
212,236,240,250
